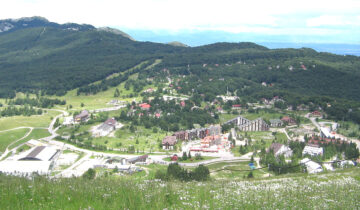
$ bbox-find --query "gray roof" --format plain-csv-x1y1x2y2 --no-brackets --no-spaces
162,136,177,145
75,110,89,119
269,143,284,154
270,119,283,124
26,146,45,158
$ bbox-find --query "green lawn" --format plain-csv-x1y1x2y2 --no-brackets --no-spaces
243,110,284,121
0,128,30,152
274,132,288,143
8,128,51,150
205,161,270,179
219,113,240,123
58,123,169,152
338,121,360,138
0,110,60,131
95,126,168,152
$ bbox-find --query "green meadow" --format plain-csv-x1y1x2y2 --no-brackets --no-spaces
0,128,30,152
0,167,358,209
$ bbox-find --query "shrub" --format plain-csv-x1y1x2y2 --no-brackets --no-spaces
82,168,96,179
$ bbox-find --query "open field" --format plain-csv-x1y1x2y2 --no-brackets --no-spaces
243,110,284,121
338,121,360,139
0,167,358,209
0,110,59,131
0,128,30,152
8,128,51,150
206,161,270,179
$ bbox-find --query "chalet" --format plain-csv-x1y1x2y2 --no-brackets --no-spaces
216,107,224,113
281,116,296,126
74,110,89,122
143,88,154,93
302,145,323,156
311,110,322,117
173,131,187,141
162,136,177,150
308,136,346,146
139,103,151,111
301,64,307,70
268,143,293,158
180,101,186,107
93,118,117,137
270,119,283,127
232,104,242,110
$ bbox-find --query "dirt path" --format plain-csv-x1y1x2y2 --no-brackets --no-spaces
0,127,33,160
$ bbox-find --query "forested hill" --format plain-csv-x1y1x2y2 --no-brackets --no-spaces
0,17,360,103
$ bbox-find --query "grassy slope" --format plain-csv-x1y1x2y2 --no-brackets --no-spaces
0,128,30,152
0,168,358,209
0,110,59,131
51,64,159,111
8,128,50,150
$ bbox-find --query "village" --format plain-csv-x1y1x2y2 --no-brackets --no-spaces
0,92,359,178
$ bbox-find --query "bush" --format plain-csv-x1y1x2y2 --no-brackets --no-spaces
193,165,210,181
82,168,96,179
154,170,167,180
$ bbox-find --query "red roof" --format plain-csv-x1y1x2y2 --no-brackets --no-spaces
232,104,242,107
139,103,151,109
180,101,185,107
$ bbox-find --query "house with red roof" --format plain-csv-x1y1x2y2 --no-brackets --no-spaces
162,136,177,150
281,116,297,125
139,103,151,111
232,104,242,110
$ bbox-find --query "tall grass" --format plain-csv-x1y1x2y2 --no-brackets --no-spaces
0,168,359,209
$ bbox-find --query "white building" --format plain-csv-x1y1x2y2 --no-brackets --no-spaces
0,161,52,176
92,118,118,137
217,95,239,102
302,145,323,156
320,127,335,139
301,158,323,173
19,146,59,161
269,143,293,158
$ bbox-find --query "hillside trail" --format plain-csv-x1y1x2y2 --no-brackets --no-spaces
0,127,33,160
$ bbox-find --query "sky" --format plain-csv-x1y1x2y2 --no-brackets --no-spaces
1,0,360,45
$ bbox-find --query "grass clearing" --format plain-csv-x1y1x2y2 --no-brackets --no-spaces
163,156,216,163
8,128,51,150
0,128,30,152
0,110,59,131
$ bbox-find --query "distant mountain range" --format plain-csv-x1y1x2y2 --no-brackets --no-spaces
0,16,359,104
121,29,360,56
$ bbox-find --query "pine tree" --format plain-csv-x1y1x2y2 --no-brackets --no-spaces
182,151,187,160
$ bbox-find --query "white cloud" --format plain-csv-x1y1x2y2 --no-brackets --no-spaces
306,15,360,27
0,0,359,37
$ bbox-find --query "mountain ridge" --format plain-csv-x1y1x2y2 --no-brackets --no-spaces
0,16,359,105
